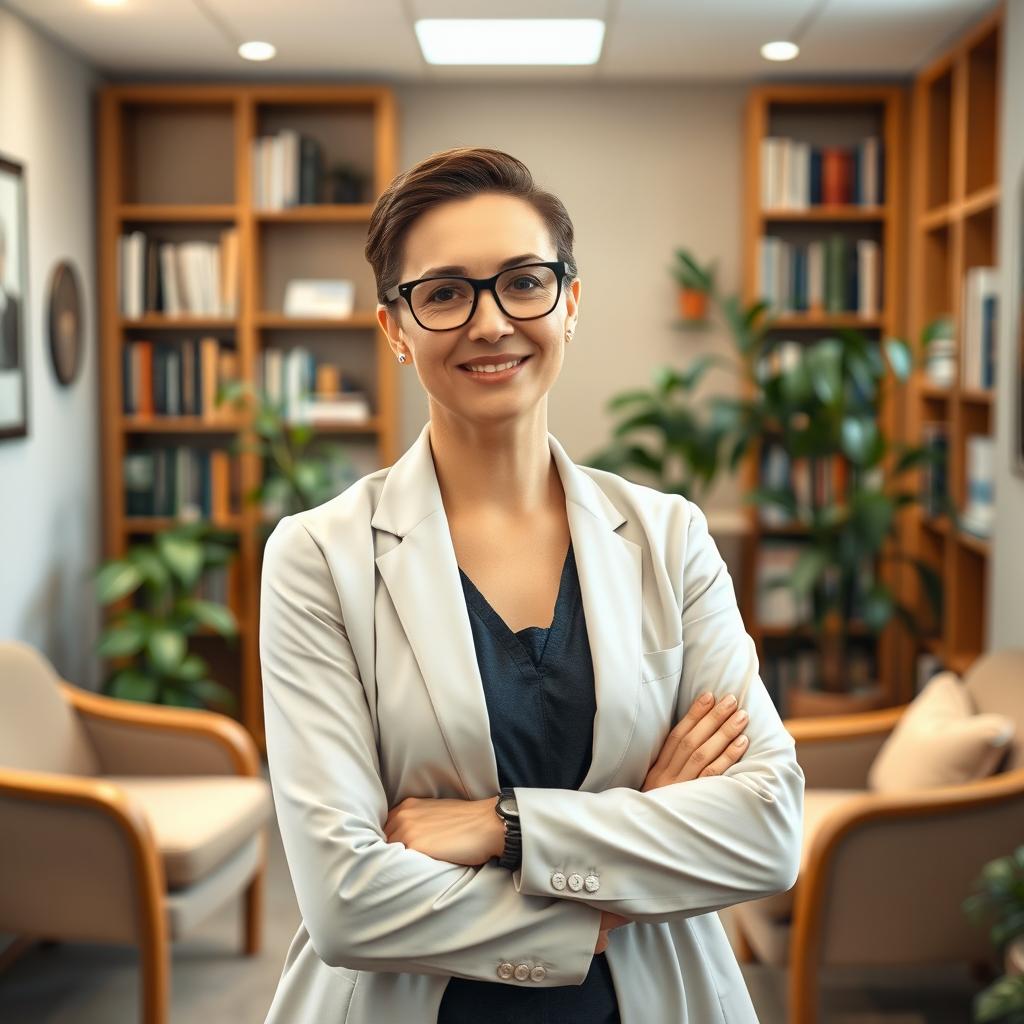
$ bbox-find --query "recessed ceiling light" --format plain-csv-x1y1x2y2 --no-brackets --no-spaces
761,40,800,62
414,19,605,66
239,41,277,62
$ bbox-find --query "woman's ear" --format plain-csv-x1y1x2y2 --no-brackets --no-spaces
377,303,406,360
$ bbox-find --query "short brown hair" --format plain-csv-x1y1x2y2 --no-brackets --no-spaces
365,146,577,306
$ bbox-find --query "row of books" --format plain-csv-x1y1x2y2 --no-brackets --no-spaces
258,348,372,424
920,423,949,518
194,561,242,615
252,130,325,210
757,541,876,626
122,338,239,419
961,266,999,390
761,135,885,210
758,235,881,317
124,447,239,520
961,434,995,538
119,229,239,318
757,443,844,526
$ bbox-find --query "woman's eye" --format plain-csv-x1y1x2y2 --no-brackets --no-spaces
510,276,540,290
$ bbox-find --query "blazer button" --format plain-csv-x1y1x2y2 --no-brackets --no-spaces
551,871,567,891
497,961,514,980
584,873,600,892
567,872,584,891
530,965,547,982
513,963,531,981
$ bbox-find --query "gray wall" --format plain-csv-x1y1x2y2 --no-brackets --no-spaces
393,81,749,535
990,1,1024,649
0,10,102,686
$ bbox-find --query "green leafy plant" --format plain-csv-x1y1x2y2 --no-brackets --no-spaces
93,520,240,711
217,379,358,540
670,248,717,292
587,262,949,693
963,845,1024,1023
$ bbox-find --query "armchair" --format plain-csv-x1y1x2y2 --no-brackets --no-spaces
721,649,1024,1024
0,640,274,1024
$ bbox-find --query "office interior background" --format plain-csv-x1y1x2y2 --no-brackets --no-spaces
0,0,1022,1021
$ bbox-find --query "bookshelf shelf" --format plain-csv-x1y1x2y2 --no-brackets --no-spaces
960,388,994,405
122,416,244,433
957,530,991,557
120,316,237,329
254,204,374,223
118,204,239,223
761,205,889,223
766,313,887,330
125,515,245,533
100,83,399,753
255,312,378,330
899,3,1003,691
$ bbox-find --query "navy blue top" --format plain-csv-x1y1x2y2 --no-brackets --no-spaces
436,541,621,1024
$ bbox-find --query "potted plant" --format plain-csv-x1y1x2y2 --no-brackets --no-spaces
670,248,717,326
216,380,358,540
93,520,240,712
963,844,1024,1022
589,266,947,706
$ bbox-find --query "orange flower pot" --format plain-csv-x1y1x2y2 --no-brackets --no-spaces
678,289,709,322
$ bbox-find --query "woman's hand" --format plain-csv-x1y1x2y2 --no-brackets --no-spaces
595,910,631,953
383,796,504,867
641,691,749,792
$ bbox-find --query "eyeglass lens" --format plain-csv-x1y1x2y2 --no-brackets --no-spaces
409,265,559,330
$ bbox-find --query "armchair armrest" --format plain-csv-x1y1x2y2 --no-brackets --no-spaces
0,765,165,943
61,682,259,778
783,703,908,789
791,767,1024,977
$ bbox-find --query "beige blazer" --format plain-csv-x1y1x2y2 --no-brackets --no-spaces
260,420,805,1024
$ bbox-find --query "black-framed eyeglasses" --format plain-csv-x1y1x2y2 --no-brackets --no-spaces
384,260,569,332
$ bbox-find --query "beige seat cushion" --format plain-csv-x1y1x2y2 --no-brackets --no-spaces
867,671,1015,793
749,787,865,920
103,775,273,889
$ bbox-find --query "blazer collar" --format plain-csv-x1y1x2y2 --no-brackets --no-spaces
371,421,642,799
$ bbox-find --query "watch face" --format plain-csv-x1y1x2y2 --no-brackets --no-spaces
498,795,519,818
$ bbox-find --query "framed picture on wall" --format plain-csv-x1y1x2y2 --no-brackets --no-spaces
1018,164,1024,476
0,154,29,440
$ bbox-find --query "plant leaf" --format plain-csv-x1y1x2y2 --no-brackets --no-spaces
94,559,144,603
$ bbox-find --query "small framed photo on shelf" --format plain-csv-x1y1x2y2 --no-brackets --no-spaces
0,153,29,440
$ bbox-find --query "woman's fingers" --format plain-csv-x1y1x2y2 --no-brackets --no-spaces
667,697,749,779
643,692,748,789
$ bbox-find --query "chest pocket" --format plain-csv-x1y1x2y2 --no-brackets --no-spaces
640,641,684,683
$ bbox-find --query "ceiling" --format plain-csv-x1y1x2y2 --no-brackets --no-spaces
1,0,1000,81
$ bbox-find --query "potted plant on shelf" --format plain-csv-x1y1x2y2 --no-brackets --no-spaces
588,265,947,709
216,380,358,540
93,520,240,712
671,247,717,327
963,844,1024,1022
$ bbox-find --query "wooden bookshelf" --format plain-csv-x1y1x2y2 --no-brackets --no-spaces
740,84,907,711
98,84,399,752
898,4,1004,696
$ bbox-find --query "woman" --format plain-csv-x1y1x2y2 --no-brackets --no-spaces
260,147,804,1024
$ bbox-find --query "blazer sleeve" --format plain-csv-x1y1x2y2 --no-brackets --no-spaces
260,514,604,981
510,500,806,924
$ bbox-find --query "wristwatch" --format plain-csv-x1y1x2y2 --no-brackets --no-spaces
494,787,522,870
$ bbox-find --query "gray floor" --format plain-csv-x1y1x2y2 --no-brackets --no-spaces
0,757,985,1023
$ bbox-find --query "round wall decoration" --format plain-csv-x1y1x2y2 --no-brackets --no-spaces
47,260,84,387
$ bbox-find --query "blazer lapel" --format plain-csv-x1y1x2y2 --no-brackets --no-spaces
370,422,642,800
